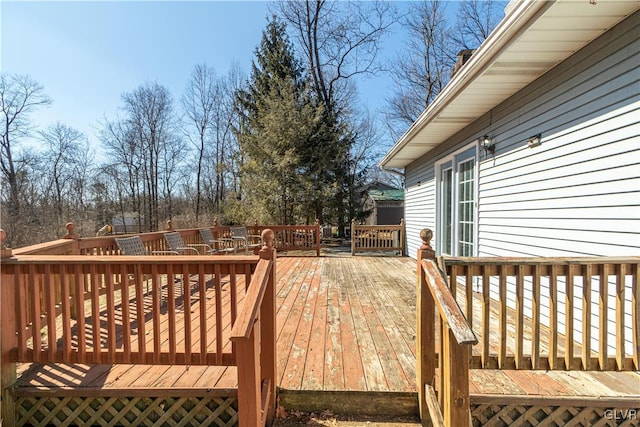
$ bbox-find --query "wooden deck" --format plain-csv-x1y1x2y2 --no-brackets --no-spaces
14,253,640,420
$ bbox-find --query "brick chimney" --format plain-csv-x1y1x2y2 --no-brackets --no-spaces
450,49,476,78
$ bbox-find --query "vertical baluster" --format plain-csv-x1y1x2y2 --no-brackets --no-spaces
215,264,223,364
74,264,86,362
90,264,101,364
515,265,524,369
152,264,161,364
599,264,609,370
582,264,592,370
548,264,559,369
165,263,175,365
482,265,490,368
465,266,474,364
29,265,42,362
199,263,207,365
531,264,541,369
616,263,627,370
565,264,575,370
44,265,56,361
449,263,457,299
183,263,192,364
61,265,71,360
135,266,146,361
230,267,238,358
244,263,252,291
498,265,507,369
17,269,27,360
464,267,474,323
120,264,131,362
105,265,116,362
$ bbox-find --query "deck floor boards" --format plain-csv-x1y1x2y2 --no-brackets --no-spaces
14,253,639,407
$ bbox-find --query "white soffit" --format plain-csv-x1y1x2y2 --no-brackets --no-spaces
381,0,640,170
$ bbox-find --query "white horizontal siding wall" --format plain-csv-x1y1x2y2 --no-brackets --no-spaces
475,13,639,356
404,12,639,356
404,161,436,258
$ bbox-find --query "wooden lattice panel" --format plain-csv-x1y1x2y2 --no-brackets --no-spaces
472,404,639,427
16,395,238,426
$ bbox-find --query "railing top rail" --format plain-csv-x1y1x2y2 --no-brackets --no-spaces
230,259,272,341
2,254,259,265
353,225,403,230
443,256,640,265
12,239,75,256
422,259,478,345
253,224,318,230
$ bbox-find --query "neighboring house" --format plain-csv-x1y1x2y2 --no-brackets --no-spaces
380,0,639,353
361,183,404,225
111,213,142,235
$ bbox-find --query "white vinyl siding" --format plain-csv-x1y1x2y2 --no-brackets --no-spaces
403,12,638,355
477,20,639,258
404,162,436,258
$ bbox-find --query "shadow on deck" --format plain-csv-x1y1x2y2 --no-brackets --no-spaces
10,251,640,425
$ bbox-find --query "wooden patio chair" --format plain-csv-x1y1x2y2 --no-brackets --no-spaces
230,226,262,254
198,228,237,254
115,235,180,300
164,231,216,255
115,235,177,255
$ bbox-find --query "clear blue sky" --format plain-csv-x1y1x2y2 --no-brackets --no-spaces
0,1,439,158
2,1,275,150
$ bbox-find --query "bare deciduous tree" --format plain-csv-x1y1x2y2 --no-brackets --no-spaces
276,0,397,111
386,0,452,137
121,82,178,231
452,0,506,49
39,122,87,221
181,64,216,221
0,73,52,239
385,0,505,138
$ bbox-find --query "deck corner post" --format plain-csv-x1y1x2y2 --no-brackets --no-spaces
236,327,262,427
259,229,277,423
417,228,436,423
1,250,17,426
63,222,80,254
444,329,472,427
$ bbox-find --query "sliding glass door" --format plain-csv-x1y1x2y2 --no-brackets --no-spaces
438,146,476,256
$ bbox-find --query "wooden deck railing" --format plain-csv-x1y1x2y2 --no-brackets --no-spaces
351,220,405,256
43,221,321,257
417,229,477,426
443,256,639,371
248,223,321,256
0,228,277,427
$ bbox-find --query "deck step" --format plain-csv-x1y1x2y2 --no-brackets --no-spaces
277,389,419,417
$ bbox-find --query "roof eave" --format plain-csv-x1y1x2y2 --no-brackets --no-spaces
380,0,550,170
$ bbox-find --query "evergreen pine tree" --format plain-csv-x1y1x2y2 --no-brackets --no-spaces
233,16,326,225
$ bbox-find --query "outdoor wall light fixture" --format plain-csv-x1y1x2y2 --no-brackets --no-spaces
480,135,495,154
527,134,542,148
